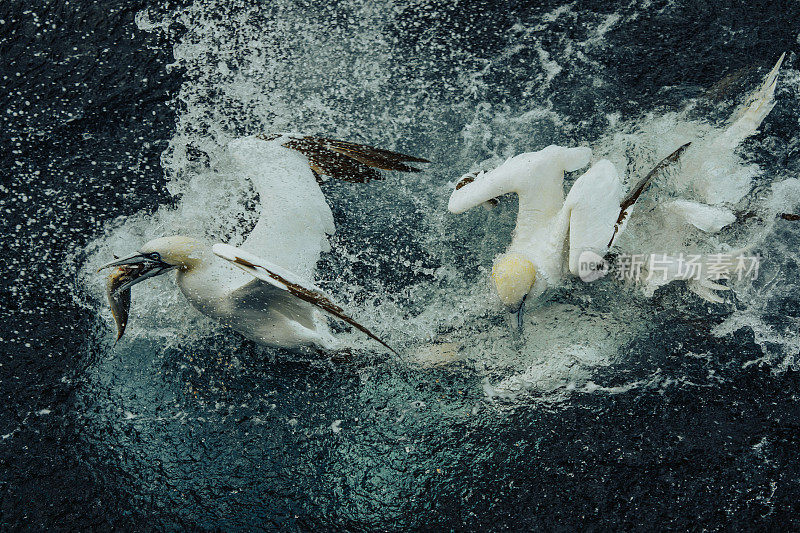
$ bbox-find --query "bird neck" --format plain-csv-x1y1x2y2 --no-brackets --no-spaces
512,193,567,249
175,251,250,314
508,202,572,287
174,243,214,274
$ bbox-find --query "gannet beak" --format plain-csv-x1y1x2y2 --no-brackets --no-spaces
99,253,177,294
508,295,527,329
99,253,156,270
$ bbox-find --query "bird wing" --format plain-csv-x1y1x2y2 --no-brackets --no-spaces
257,133,429,183
229,135,429,279
212,243,397,354
564,144,691,274
724,53,784,144
563,160,626,275
228,136,336,279
226,278,318,331
447,168,516,214
605,142,691,248
664,199,735,233
448,145,592,215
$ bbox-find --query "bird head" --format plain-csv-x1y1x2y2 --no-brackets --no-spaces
492,253,536,311
100,236,206,292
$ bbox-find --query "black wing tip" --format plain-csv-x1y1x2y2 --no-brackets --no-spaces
259,133,429,180
318,136,431,164
381,151,430,164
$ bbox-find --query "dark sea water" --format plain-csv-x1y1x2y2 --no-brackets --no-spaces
2,0,800,529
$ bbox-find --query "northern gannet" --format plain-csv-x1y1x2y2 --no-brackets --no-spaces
448,144,674,322
448,55,784,320
101,134,428,352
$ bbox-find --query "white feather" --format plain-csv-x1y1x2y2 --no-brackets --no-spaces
228,136,335,279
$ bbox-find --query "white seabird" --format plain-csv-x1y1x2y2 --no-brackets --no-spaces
448,54,784,320
448,144,684,323
101,134,428,352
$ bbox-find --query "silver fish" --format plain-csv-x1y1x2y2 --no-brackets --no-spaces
105,264,143,342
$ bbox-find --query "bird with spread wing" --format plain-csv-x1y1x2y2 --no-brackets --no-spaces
102,134,428,352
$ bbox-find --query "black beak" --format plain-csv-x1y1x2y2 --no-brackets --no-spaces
99,253,150,269
509,295,527,329
99,253,177,294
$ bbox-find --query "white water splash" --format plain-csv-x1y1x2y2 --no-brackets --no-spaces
80,0,800,400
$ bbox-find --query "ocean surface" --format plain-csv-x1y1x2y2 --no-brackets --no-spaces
2,0,800,529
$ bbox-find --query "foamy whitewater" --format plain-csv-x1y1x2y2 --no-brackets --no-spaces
78,1,799,399
8,0,800,527
63,0,800,526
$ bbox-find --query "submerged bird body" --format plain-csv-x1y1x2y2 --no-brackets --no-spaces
102,134,428,351
509,158,624,285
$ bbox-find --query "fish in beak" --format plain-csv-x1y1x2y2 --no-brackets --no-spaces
105,264,141,342
100,252,177,293
99,253,178,341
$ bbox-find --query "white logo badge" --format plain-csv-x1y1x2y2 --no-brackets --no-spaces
578,250,609,282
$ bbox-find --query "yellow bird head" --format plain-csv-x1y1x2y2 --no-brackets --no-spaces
492,253,536,311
